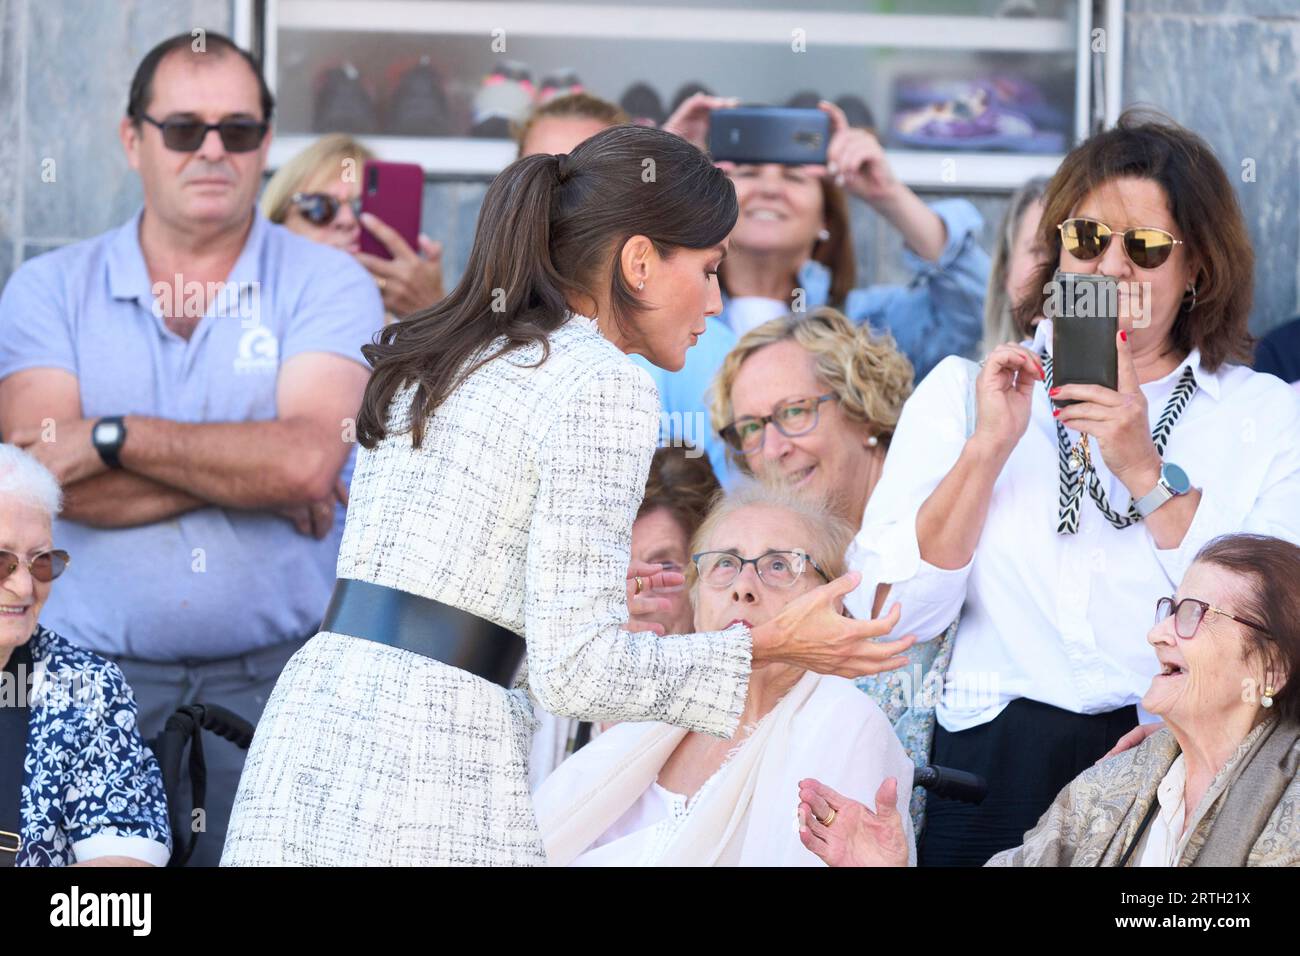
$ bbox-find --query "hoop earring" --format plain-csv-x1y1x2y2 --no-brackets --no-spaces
1182,282,1198,312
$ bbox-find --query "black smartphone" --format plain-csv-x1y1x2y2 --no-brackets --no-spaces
708,107,830,165
1049,271,1118,406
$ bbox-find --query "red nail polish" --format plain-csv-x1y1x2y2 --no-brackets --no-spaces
1052,409,1060,417
1120,330,1128,343
1049,387,1061,397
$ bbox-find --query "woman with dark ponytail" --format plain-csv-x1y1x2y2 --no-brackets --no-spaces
221,126,914,866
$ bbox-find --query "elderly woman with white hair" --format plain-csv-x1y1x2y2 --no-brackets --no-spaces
532,483,916,866
0,444,170,867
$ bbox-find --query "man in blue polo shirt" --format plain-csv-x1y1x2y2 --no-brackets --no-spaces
0,33,383,864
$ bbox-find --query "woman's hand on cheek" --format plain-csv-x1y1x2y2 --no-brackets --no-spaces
756,578,916,677
1051,330,1162,495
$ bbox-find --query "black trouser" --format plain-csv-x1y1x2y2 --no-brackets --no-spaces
918,697,1137,867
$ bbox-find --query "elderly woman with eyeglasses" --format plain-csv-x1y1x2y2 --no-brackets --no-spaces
798,533,1300,867
0,444,170,867
532,482,916,866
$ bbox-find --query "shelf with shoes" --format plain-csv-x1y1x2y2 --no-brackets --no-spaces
241,0,1125,191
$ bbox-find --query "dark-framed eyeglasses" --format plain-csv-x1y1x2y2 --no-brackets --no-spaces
692,549,830,589
136,113,269,153
720,393,837,456
1058,217,1184,271
1154,596,1271,640
290,192,361,227
0,549,70,585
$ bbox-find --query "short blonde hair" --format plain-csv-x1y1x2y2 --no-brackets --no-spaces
687,481,853,601
260,133,375,224
708,306,915,475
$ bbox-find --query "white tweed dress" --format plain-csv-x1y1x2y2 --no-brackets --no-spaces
221,314,753,866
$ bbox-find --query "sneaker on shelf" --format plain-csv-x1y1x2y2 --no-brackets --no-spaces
537,69,583,105
834,94,876,130
470,61,535,138
384,56,453,136
670,81,713,113
313,62,379,134
620,82,665,127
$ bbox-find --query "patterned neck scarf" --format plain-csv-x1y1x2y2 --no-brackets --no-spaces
1041,351,1197,534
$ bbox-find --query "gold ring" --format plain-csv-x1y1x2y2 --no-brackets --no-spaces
634,576,643,595
816,808,836,827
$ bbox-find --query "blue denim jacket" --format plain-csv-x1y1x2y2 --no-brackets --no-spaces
634,198,990,485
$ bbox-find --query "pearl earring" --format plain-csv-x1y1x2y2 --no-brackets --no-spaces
866,435,879,448
1262,685,1276,708
817,228,831,242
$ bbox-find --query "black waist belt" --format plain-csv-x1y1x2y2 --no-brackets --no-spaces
320,578,525,688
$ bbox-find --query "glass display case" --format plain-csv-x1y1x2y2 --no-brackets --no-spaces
236,0,1125,188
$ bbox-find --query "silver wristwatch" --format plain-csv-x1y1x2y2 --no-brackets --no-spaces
1133,462,1191,518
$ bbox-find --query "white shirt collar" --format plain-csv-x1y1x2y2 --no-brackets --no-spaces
1031,318,1220,401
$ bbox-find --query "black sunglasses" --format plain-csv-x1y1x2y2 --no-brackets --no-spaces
0,549,70,585
290,192,361,227
137,113,269,153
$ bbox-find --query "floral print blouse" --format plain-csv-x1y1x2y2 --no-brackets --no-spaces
16,625,170,866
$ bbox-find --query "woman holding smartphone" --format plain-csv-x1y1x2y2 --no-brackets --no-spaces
844,110,1300,865
649,94,989,481
221,125,914,866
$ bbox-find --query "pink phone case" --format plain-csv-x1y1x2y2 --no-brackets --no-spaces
359,160,424,260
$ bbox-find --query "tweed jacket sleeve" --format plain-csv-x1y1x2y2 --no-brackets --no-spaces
523,357,751,738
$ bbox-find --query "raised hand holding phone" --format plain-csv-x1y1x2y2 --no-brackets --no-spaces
1052,327,1161,495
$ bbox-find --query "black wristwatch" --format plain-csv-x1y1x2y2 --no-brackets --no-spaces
91,416,127,469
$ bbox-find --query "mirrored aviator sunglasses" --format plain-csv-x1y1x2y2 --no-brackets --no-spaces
0,549,70,585
290,192,360,226
139,114,269,153
1058,217,1183,270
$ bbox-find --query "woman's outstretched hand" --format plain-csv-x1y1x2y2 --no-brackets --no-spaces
798,776,910,867
751,571,917,678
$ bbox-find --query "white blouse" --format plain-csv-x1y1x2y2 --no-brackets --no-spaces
574,778,722,867
845,319,1300,732
1133,754,1190,867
